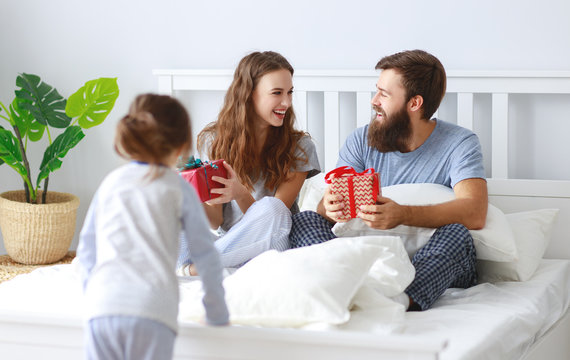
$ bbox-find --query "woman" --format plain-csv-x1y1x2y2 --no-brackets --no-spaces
179,51,320,274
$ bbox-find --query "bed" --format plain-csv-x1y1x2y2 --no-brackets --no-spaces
1,69,569,359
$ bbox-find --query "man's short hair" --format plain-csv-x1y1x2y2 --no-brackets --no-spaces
376,50,446,120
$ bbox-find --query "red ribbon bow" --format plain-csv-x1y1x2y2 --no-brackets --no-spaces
324,166,376,183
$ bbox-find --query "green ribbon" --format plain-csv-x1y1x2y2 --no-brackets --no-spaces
180,156,220,171
180,155,203,170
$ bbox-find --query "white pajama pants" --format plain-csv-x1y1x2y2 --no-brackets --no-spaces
178,197,292,271
214,196,292,268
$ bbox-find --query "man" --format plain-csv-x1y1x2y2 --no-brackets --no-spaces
289,49,488,311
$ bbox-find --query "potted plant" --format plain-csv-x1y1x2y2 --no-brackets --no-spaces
0,73,119,264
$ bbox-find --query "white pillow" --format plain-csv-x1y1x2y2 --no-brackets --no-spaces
178,235,413,327
333,219,436,260
333,183,518,262
477,209,559,282
298,172,327,212
363,235,416,298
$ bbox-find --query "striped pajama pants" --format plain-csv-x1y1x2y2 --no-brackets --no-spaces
85,316,175,360
289,210,477,311
179,197,291,270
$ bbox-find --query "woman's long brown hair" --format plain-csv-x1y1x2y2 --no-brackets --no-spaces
197,51,307,191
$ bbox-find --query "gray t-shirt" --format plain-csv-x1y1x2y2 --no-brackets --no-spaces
221,135,320,232
337,119,485,188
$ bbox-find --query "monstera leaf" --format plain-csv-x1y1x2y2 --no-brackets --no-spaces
15,73,72,128
0,128,26,176
10,97,45,142
66,77,119,129
0,73,119,203
36,125,85,186
0,101,14,126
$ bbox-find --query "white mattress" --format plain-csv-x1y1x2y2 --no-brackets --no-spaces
336,259,570,360
0,259,568,360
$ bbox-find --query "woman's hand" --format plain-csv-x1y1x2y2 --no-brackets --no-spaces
205,162,248,205
206,161,254,214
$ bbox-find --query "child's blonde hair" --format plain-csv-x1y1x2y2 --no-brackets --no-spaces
115,93,192,179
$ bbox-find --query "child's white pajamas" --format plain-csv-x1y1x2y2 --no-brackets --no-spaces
77,162,228,360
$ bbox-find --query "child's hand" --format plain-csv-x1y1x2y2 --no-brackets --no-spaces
206,162,248,205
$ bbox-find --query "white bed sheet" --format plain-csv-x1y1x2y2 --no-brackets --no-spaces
336,259,570,360
0,259,568,360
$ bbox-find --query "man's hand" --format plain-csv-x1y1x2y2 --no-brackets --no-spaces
358,196,408,229
357,178,488,230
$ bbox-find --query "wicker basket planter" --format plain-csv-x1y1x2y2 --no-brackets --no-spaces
0,190,80,265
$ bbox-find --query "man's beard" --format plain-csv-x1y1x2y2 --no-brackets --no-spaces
367,104,412,153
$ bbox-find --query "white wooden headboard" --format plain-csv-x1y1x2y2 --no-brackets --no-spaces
153,69,570,259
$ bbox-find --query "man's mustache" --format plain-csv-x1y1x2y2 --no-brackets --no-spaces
372,105,384,115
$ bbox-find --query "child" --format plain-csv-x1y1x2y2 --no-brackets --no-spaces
77,94,228,360
179,51,320,275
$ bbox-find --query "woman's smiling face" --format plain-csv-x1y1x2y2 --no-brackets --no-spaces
251,68,293,129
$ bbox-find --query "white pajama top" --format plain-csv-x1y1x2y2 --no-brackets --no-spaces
77,162,228,331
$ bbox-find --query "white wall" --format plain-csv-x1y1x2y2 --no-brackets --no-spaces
1,0,569,254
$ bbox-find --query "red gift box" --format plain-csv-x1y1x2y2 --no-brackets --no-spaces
180,158,227,202
325,166,380,220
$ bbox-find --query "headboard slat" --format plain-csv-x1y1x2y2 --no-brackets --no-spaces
293,91,309,132
488,179,570,198
324,91,340,171
491,93,509,178
356,92,372,127
457,93,474,131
